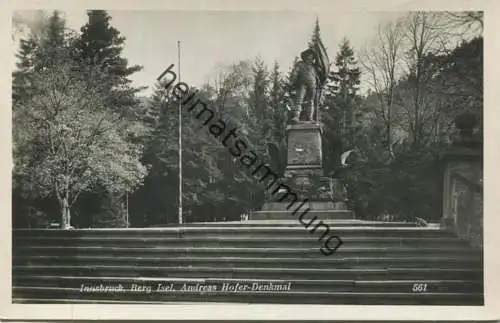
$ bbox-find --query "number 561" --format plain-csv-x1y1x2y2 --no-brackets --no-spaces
412,283,428,292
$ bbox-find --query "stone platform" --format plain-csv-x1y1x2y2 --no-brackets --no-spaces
251,201,354,220
249,210,353,220
262,201,349,211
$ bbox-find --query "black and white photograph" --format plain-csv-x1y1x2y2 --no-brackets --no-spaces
7,0,494,317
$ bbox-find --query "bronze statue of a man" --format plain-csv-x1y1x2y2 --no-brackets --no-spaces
290,48,320,123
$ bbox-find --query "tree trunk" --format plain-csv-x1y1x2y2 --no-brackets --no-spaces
61,192,71,229
387,121,393,157
387,92,394,158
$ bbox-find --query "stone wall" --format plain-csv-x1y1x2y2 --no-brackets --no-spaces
441,112,483,249
442,159,483,248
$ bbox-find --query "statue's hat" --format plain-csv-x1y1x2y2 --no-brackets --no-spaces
300,48,314,60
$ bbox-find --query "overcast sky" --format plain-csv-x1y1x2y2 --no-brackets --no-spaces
13,10,407,96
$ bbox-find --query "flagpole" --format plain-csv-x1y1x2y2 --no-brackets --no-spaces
177,40,183,225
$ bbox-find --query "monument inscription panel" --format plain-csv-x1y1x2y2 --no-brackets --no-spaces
286,126,322,167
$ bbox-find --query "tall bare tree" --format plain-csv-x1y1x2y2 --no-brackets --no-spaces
400,12,447,146
360,18,405,158
209,61,253,116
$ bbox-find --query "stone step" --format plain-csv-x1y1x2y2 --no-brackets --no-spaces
12,246,481,258
12,286,483,305
12,296,484,306
12,236,472,249
13,255,482,269
11,226,482,305
13,265,483,281
12,227,456,239
12,276,483,293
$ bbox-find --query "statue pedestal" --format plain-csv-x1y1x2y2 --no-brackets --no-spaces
250,122,354,221
285,122,323,176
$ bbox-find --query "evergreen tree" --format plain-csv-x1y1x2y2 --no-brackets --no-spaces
269,61,287,143
12,10,67,103
128,83,176,226
75,10,143,117
12,36,38,103
42,11,65,56
322,38,361,173
249,58,271,138
73,10,147,226
330,38,361,139
309,17,321,47
134,81,230,225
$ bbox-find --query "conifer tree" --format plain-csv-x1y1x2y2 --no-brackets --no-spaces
12,36,38,103
309,17,321,47
269,62,287,143
75,10,143,117
249,58,271,138
330,38,361,138
42,11,65,56
322,38,361,173
71,11,149,226
13,11,67,103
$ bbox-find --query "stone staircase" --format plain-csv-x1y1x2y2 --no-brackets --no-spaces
12,220,483,305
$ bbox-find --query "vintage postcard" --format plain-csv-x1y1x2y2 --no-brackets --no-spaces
2,0,499,320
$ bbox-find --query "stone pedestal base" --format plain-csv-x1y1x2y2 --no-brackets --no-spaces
252,121,354,221
262,201,348,211
252,199,353,220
